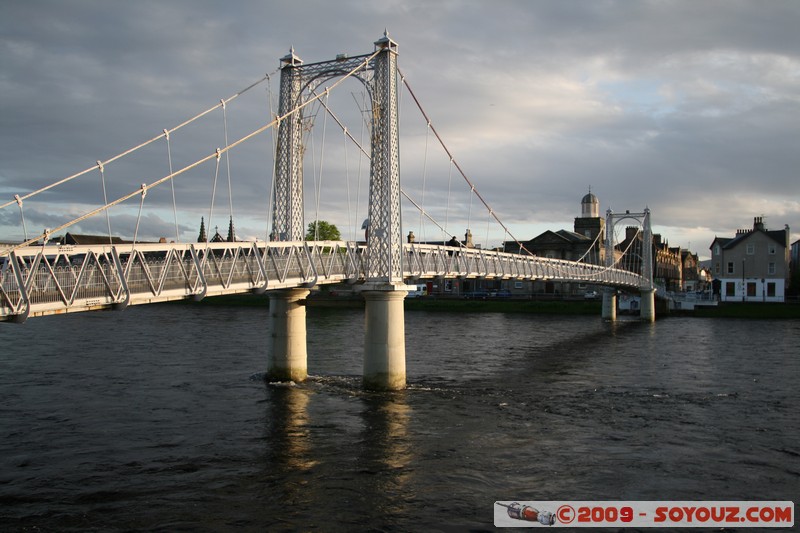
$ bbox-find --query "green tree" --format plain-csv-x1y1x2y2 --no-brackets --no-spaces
305,220,341,241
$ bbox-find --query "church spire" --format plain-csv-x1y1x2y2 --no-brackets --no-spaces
197,217,207,243
226,216,236,242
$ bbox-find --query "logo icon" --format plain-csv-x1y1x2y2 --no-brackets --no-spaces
496,502,556,525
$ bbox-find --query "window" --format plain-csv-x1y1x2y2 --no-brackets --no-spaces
746,244,755,255
725,282,736,296
514,281,523,289
714,263,720,274
747,282,757,297
714,244,721,256
768,262,776,275
767,283,776,297
768,244,776,255
727,262,735,274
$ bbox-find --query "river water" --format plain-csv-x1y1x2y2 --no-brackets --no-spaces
0,303,798,531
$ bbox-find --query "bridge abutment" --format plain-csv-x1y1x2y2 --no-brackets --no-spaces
640,288,656,322
362,286,408,391
266,288,310,382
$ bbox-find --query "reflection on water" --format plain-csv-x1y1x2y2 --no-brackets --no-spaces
357,394,413,522
266,384,317,472
366,396,412,471
0,305,798,530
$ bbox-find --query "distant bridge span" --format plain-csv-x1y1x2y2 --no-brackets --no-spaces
1,241,646,322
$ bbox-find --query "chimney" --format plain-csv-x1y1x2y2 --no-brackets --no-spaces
753,216,765,231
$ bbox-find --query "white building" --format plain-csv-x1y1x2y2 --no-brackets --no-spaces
710,217,791,302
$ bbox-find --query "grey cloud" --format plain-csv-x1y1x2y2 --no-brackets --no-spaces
2,0,799,259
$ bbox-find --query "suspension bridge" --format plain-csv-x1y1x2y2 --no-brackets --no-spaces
0,33,655,390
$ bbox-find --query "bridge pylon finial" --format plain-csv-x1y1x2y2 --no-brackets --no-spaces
374,30,398,52
281,47,303,67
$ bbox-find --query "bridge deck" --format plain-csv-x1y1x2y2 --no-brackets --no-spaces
1,241,646,321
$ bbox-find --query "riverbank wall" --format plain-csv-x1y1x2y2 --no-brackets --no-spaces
184,293,800,319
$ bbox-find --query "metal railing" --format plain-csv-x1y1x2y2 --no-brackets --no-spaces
1,241,646,321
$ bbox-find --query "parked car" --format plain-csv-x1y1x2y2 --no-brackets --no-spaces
463,290,489,300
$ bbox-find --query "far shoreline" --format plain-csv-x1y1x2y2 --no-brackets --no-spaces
181,293,800,319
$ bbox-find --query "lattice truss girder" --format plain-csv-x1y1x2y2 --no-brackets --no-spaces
0,242,646,321
402,245,645,286
0,242,361,321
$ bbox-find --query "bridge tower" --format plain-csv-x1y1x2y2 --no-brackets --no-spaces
362,32,409,391
604,208,655,322
266,47,310,384
266,33,409,390
272,47,305,242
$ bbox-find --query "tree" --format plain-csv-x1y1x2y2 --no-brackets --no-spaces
305,220,341,241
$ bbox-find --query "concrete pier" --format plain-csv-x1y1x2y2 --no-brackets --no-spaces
266,288,310,382
602,288,617,321
362,286,409,391
640,287,656,322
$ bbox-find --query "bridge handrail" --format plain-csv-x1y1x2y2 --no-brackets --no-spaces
1,240,647,321
403,243,645,286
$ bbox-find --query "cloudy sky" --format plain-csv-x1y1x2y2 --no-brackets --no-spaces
1,0,798,259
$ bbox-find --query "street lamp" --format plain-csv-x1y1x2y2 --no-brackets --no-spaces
741,257,745,302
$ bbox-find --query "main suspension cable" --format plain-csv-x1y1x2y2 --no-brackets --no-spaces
399,70,530,254
308,89,457,241
1,72,276,212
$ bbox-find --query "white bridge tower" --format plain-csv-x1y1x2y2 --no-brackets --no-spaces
267,33,409,390
604,208,656,322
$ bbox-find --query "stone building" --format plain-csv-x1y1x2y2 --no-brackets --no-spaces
616,228,683,292
681,250,703,292
500,190,607,297
710,217,791,302
504,191,605,263
574,190,605,247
